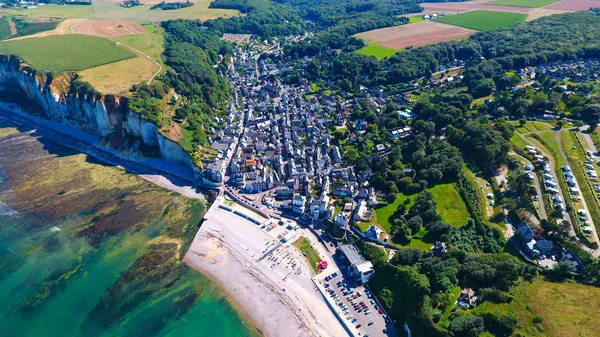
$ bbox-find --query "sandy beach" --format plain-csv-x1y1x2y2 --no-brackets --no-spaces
184,206,348,337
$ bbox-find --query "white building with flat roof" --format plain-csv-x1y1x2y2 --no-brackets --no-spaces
338,244,374,284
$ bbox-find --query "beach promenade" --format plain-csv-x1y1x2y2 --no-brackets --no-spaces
184,198,348,337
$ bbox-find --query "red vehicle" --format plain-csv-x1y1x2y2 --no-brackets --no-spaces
378,308,384,315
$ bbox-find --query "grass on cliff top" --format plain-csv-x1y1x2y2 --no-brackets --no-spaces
472,277,600,337
0,34,136,72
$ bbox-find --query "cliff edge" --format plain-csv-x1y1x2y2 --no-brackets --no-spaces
0,55,204,182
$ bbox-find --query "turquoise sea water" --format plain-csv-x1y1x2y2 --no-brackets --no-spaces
0,124,259,337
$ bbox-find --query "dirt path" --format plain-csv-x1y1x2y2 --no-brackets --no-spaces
6,19,82,41
6,18,16,37
112,41,162,84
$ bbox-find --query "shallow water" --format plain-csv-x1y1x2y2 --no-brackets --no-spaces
0,121,259,337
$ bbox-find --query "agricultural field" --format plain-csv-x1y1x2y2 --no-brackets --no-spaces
292,237,321,274
0,34,136,72
436,10,528,31
408,16,425,23
473,278,600,337
357,44,400,60
546,0,600,10
525,8,572,21
92,0,240,22
0,0,239,22
0,4,94,19
428,183,470,227
421,2,532,14
355,21,475,51
72,19,147,38
486,0,561,7
7,19,79,40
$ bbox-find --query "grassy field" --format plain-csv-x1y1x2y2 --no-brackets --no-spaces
486,0,560,7
408,16,424,23
357,44,399,60
510,133,533,152
77,56,157,94
0,1,238,22
374,194,413,232
428,183,470,227
509,120,555,134
527,131,564,167
93,0,240,22
292,237,321,274
473,278,600,337
410,227,434,250
0,4,94,19
562,131,600,236
436,10,527,31
0,34,136,72
0,17,12,39
112,25,164,59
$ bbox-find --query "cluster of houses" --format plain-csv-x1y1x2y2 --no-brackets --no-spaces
528,59,600,83
201,38,419,235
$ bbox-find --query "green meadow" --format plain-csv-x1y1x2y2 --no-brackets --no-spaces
0,34,136,72
428,183,470,227
358,44,399,60
436,10,527,31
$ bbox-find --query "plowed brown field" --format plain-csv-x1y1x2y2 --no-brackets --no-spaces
72,19,147,38
546,0,600,10
356,21,476,50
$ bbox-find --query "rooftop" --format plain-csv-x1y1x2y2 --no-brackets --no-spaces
339,244,367,266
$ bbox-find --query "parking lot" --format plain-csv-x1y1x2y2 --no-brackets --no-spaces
317,270,396,337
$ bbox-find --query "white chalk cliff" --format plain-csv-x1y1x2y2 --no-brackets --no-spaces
0,55,203,181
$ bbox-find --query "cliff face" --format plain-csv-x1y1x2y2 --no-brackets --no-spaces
0,55,202,181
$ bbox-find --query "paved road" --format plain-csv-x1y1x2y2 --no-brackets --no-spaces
517,132,575,235
557,129,599,244
508,150,547,219
580,125,600,158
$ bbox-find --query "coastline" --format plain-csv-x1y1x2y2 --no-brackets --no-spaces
184,206,348,337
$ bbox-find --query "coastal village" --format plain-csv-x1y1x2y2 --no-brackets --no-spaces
188,36,402,336
184,35,600,337
3,1,600,336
